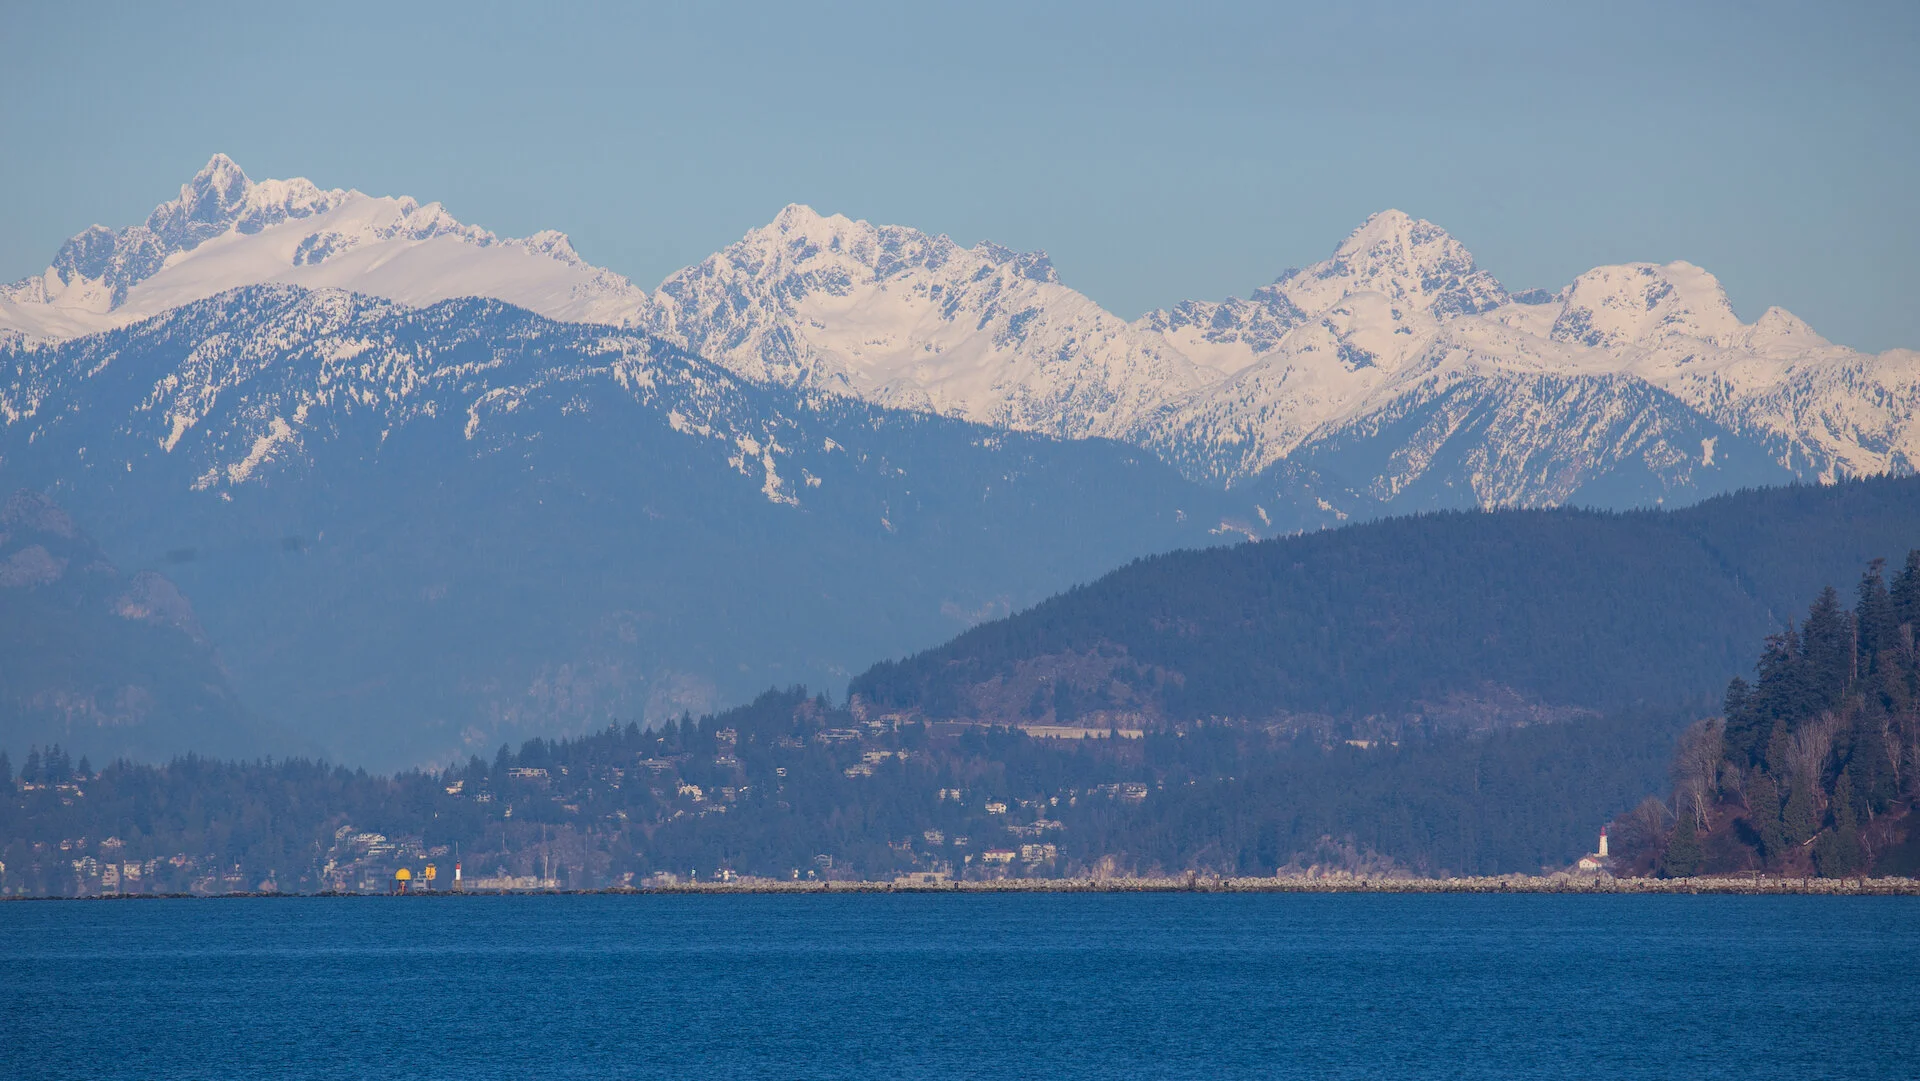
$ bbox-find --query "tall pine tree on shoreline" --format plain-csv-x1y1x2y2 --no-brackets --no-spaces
1652,551,1920,877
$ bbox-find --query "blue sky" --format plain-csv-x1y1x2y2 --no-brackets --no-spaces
3,0,1915,350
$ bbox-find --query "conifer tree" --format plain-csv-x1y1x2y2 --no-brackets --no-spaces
1661,812,1703,877
1848,711,1897,814
1751,631,1810,757
1833,770,1859,832
1723,676,1751,717
1745,772,1788,865
1782,776,1818,846
1814,770,1866,878
1892,549,1920,629
1801,587,1852,710
0,750,10,787
1856,563,1897,675
1722,677,1761,765
1764,721,1792,781
1052,681,1080,721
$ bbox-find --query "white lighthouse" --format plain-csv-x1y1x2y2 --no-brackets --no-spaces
1576,827,1611,873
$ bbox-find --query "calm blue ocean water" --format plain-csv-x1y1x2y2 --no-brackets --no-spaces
2,893,1915,1080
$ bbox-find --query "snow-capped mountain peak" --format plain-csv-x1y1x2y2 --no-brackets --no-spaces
147,153,254,243
145,153,342,250
1550,261,1745,349
1133,218,1917,490
1276,209,1508,319
645,204,1195,435
1140,210,1513,393
1739,305,1829,352
40,156,353,315
515,229,590,268
0,154,649,341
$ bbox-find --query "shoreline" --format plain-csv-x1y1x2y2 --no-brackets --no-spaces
8,873,1919,900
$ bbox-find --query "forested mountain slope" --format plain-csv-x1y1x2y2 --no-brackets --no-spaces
850,477,1920,734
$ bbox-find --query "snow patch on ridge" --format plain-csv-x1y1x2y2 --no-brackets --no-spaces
226,415,297,485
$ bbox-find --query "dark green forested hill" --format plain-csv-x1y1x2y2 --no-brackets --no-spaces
849,477,1920,731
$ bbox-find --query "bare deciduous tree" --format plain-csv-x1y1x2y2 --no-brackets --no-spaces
1718,759,1745,806
1904,726,1920,796
1783,712,1842,807
1672,717,1725,828
1612,796,1672,869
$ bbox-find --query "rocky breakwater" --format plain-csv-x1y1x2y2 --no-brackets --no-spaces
634,873,1920,895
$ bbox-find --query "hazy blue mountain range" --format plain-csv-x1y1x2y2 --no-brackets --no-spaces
0,156,1913,768
0,490,259,761
0,288,1261,766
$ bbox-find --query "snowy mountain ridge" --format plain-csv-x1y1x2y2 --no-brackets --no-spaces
5,155,1914,506
640,202,1209,441
0,284,805,507
0,155,648,341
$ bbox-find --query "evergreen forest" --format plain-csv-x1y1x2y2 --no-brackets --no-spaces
851,478,1920,728
1613,552,1920,878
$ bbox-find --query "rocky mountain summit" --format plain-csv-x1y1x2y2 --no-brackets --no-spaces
0,155,645,341
642,203,1207,441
